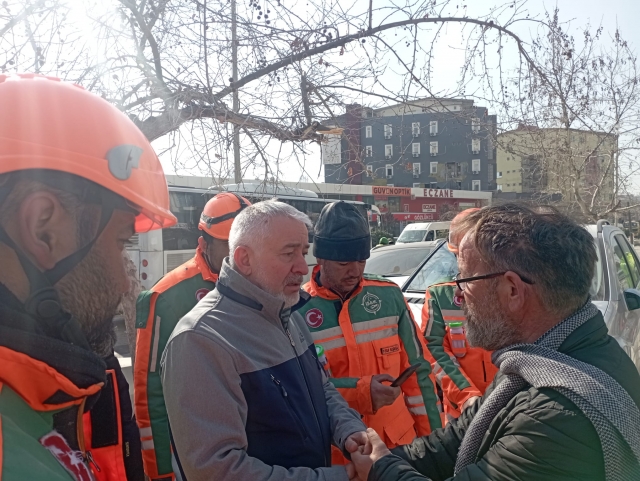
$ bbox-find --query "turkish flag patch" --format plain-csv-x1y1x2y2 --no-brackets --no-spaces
305,308,324,328
40,431,94,481
195,288,210,301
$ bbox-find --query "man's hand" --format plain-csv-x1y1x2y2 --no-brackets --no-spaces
462,395,480,411
345,431,369,454
371,374,401,412
351,428,391,480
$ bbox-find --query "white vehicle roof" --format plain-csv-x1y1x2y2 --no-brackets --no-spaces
403,221,451,231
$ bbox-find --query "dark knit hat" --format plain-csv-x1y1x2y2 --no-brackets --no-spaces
313,201,371,261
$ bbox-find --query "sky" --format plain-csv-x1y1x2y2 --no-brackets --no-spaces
64,0,640,185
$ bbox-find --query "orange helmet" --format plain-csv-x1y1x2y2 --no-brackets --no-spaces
0,73,176,232
448,208,481,255
198,192,251,240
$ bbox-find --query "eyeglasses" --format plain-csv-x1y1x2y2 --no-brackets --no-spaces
454,271,535,292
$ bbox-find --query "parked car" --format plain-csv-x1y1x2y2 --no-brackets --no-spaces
396,221,451,244
365,241,439,287
400,222,640,372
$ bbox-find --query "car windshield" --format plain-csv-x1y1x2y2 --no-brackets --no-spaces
366,247,434,277
405,244,458,292
405,235,608,300
397,229,426,243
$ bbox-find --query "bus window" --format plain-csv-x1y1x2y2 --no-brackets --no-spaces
163,191,212,250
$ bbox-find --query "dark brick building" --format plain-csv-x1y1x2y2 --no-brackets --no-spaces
322,99,497,192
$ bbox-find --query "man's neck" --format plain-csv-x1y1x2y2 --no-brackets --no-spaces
518,306,568,344
0,244,30,302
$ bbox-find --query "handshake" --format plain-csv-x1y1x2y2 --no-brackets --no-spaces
344,428,392,481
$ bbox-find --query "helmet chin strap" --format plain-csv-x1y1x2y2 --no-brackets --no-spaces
0,187,116,350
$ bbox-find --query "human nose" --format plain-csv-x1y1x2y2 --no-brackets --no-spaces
292,252,309,276
454,284,464,299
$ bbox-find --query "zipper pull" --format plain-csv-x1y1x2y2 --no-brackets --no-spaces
271,374,288,397
285,329,296,347
86,450,101,472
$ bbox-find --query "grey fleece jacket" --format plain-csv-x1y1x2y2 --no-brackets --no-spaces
161,260,366,481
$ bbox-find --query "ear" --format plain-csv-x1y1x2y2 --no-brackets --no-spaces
233,245,253,276
197,236,207,251
501,271,527,314
16,191,78,270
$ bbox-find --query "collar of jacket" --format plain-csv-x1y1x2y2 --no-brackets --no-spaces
0,282,105,412
195,245,219,283
304,264,365,301
217,259,310,326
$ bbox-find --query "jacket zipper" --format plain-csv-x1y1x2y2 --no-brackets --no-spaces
85,450,101,472
271,374,309,441
285,327,330,466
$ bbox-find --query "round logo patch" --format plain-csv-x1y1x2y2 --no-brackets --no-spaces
305,308,324,328
362,292,382,314
195,288,211,301
453,295,464,307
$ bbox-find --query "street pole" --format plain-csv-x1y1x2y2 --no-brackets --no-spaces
231,0,241,183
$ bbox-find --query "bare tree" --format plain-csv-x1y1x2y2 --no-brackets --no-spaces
3,0,639,207
493,9,640,222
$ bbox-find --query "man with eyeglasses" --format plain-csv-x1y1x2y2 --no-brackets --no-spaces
420,209,498,422
350,203,640,481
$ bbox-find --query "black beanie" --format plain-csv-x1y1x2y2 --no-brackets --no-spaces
313,201,371,261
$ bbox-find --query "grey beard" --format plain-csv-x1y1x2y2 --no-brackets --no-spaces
465,311,521,351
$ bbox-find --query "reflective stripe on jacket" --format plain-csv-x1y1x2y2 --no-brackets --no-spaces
302,266,442,463
422,282,498,419
134,247,217,480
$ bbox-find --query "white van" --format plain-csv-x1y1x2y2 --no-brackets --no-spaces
396,221,451,244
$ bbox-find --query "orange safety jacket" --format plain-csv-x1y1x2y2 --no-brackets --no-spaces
134,247,218,481
422,282,498,420
301,266,442,465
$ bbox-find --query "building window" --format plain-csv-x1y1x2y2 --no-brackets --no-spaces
384,124,392,139
385,164,394,178
430,161,438,174
456,181,462,189
429,120,438,136
412,122,420,137
497,184,503,191
365,164,373,176
365,125,372,138
413,162,421,178
472,158,481,173
365,146,373,157
472,180,481,191
430,141,438,156
412,143,420,157
385,144,393,158
471,138,480,154
472,117,480,133
404,204,409,212
429,182,437,188
413,183,422,188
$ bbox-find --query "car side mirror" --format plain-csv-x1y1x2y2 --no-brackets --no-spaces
623,288,640,311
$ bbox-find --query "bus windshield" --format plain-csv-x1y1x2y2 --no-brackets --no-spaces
161,190,369,251
163,190,213,251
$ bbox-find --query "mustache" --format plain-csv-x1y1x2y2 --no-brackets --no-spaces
284,274,304,285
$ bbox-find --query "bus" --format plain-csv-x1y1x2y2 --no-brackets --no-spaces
127,183,370,289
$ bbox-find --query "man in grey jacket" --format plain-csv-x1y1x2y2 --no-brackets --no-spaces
162,200,367,481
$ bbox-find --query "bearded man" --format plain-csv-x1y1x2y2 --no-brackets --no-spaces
351,203,640,481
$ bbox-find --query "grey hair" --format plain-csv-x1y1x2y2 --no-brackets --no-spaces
229,199,312,265
468,202,596,317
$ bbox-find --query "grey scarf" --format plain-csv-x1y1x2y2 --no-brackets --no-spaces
455,302,640,480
